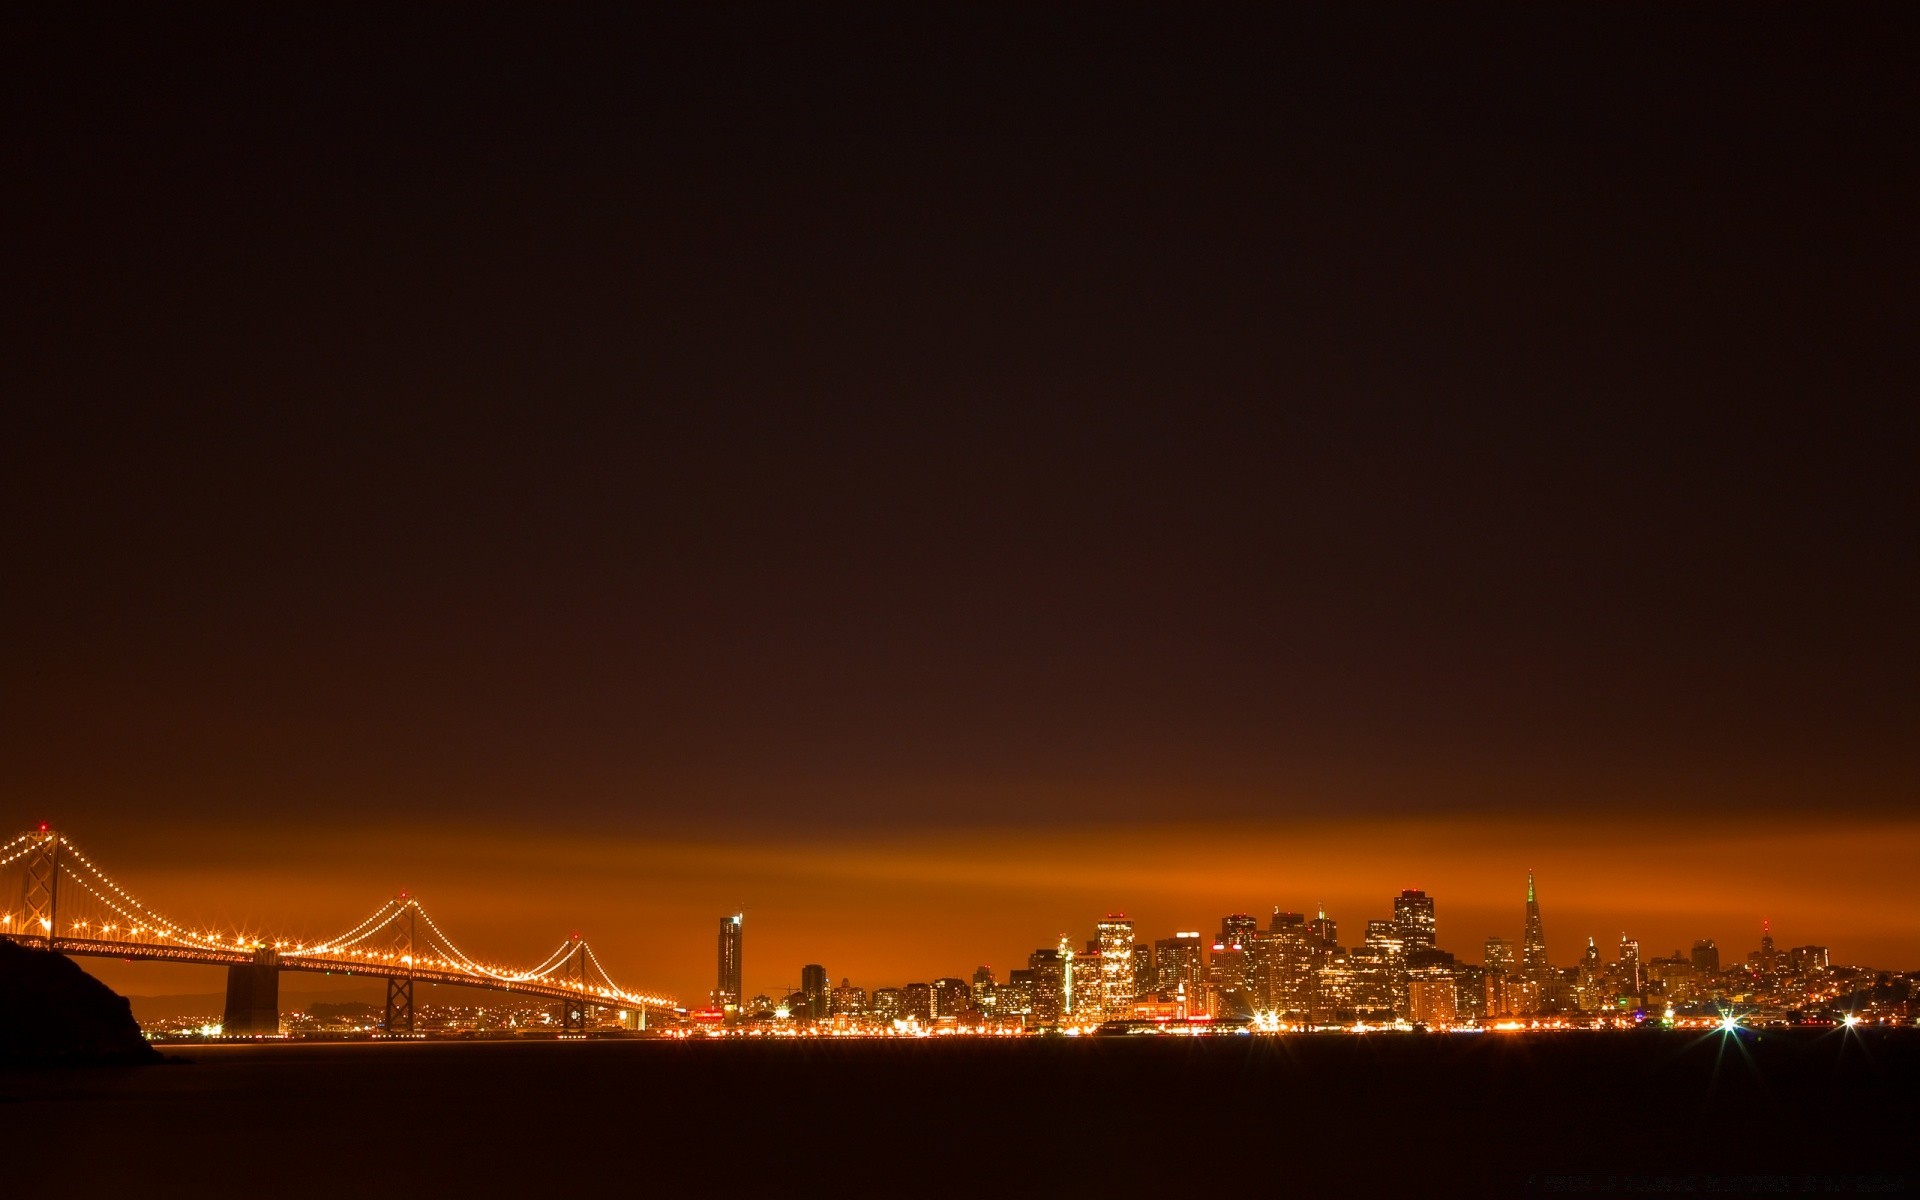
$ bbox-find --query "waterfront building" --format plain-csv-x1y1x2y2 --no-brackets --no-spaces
1260,911,1316,1018
800,963,829,1019
1311,951,1356,1025
1154,932,1206,1000
1208,941,1250,1017
930,977,971,1019
1028,948,1064,1025
829,979,867,1017
1001,970,1035,1023
870,987,905,1021
1408,973,1457,1027
1097,914,1137,1021
902,982,934,1022
1483,968,1510,1017
1452,963,1488,1022
716,913,744,1010
1349,921,1405,1019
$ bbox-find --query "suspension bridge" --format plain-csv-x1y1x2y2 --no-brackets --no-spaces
0,825,680,1034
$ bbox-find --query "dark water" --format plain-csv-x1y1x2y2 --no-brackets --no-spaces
7,1031,1916,1197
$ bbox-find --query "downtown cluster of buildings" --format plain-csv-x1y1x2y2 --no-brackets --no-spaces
700,875,1913,1034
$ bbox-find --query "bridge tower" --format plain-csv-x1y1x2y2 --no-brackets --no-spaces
19,825,60,948
383,896,416,1035
222,946,281,1035
561,935,588,1034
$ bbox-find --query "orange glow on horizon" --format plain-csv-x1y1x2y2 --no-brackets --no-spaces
48,811,1920,1006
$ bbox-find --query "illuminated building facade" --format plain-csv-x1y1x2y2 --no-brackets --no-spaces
1258,911,1316,1018
1352,920,1406,1019
716,913,743,1010
870,987,904,1021
1154,932,1205,999
1407,974,1457,1027
902,982,933,1022
1208,940,1250,1017
1451,963,1487,1022
1615,934,1642,1002
1001,970,1035,1022
1308,907,1338,954
1575,937,1605,1012
1392,889,1436,952
1220,913,1258,950
1311,951,1356,1025
829,979,867,1016
1027,947,1064,1025
931,977,971,1019
1520,872,1554,999
1485,936,1517,975
1096,914,1136,1021
1072,938,1103,1018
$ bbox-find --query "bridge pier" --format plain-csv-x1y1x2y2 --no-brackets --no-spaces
221,947,280,1035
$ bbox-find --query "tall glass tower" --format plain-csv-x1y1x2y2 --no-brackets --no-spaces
1392,888,1437,951
716,913,743,1010
1096,913,1136,1020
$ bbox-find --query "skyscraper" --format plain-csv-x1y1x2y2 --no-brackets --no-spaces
1520,872,1552,988
1154,932,1205,1003
1261,911,1316,1018
1220,912,1259,949
716,913,743,1010
1690,939,1720,975
829,979,866,1017
1392,889,1437,952
1132,944,1153,997
1484,936,1518,974
1352,919,1407,1019
1056,935,1078,1019
1028,947,1064,1025
1096,914,1137,1020
1208,939,1250,1017
1308,906,1339,953
800,962,829,1019
1616,934,1642,1000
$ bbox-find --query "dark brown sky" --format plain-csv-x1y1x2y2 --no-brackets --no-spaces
4,8,1916,996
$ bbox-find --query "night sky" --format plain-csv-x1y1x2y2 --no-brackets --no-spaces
5,8,1915,1000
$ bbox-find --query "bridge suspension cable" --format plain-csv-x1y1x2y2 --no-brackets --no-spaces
3,827,679,1013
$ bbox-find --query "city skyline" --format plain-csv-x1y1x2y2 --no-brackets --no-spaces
7,15,1913,1011
706,873,1876,1025
16,819,1898,1038
5,6,1913,1194
42,817,1918,1014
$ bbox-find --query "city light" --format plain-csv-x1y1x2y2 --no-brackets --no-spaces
3,826,1908,1041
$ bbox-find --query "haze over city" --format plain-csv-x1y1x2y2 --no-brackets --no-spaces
8,6,1915,1011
